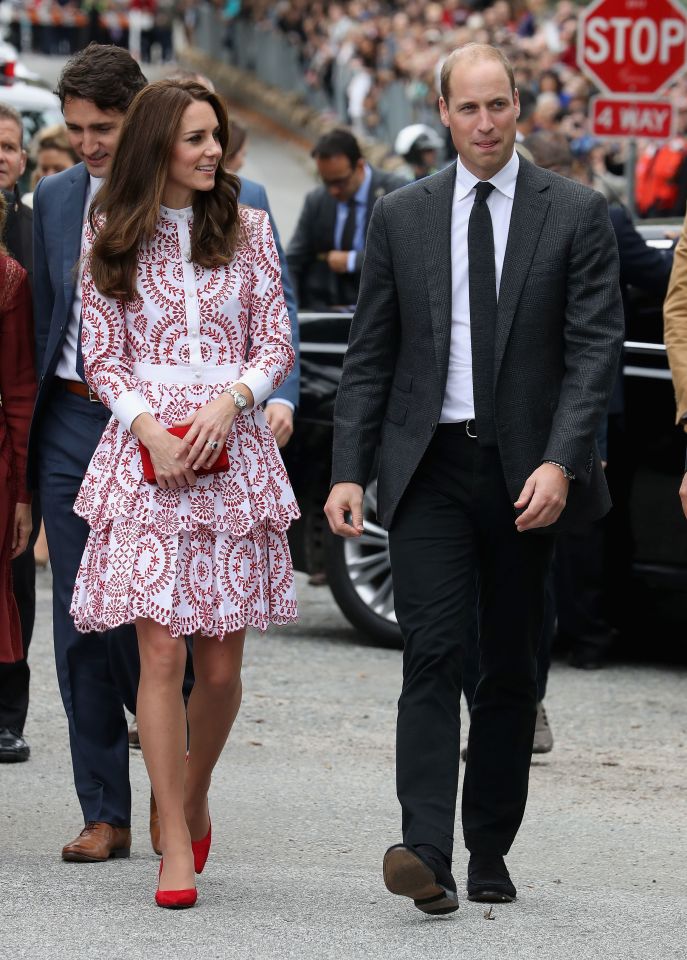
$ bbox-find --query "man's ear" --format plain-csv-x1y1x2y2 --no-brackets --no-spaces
19,150,27,177
513,87,521,121
438,96,450,129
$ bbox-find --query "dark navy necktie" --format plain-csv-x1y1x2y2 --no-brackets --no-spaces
468,181,497,446
340,197,357,251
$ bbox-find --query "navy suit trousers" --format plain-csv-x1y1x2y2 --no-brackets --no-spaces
38,388,139,827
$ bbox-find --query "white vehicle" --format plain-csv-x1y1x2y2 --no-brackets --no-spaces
0,79,61,141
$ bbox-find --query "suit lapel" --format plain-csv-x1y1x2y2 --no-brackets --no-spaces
62,165,89,308
494,159,551,382
422,163,456,388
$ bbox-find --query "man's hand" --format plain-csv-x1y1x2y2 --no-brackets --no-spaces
680,472,687,520
324,482,364,537
326,250,350,274
11,502,32,559
514,463,569,532
265,402,294,448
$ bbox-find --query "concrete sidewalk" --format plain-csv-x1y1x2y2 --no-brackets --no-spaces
1,568,685,960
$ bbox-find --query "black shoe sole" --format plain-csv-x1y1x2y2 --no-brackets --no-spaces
383,846,459,915
0,752,30,762
467,888,516,903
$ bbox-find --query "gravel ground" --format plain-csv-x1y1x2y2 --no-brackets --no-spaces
1,567,685,960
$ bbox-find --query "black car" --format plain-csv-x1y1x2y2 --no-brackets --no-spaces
282,225,687,646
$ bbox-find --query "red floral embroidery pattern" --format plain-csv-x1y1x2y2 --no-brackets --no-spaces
70,207,298,638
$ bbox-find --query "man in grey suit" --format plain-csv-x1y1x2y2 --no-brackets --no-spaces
286,128,406,310
325,44,624,912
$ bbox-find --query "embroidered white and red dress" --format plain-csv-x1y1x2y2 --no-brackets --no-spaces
70,205,299,638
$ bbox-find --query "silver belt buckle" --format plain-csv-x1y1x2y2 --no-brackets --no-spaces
88,386,100,403
465,418,477,439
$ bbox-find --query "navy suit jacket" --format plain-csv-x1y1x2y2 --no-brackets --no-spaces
239,176,300,409
27,166,300,488
28,163,90,489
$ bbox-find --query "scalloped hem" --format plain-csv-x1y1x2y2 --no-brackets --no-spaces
70,596,298,639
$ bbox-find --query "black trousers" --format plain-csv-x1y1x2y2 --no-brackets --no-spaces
0,500,41,734
389,425,554,861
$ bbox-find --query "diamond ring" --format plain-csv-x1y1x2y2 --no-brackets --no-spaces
207,440,219,451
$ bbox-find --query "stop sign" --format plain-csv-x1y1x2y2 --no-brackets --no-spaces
577,0,687,95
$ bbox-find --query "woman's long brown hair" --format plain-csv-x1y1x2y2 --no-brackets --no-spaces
89,79,241,301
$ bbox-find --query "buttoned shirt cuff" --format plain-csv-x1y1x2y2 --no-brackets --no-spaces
112,390,155,433
346,250,357,272
265,398,295,412
237,369,272,408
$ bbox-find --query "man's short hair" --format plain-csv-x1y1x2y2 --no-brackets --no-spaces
522,132,573,175
517,88,536,124
311,129,362,167
55,43,147,113
0,103,24,143
440,43,516,105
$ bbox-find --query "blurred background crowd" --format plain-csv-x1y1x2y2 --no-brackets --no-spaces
4,0,687,217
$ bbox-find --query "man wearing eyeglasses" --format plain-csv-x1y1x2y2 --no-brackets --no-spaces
287,128,407,310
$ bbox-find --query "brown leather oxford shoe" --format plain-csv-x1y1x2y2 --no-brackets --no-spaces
61,822,131,862
150,790,162,856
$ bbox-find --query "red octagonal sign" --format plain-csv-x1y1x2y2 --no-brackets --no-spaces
577,0,687,96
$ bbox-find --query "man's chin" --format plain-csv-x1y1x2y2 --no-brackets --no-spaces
84,159,110,178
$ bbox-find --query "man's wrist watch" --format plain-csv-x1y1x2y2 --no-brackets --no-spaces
226,386,248,413
543,459,575,480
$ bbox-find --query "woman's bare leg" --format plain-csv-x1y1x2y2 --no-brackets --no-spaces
136,617,194,891
184,629,246,839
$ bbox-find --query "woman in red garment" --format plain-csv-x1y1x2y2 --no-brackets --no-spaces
0,192,35,665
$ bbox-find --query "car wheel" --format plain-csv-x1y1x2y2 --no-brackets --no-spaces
324,479,402,647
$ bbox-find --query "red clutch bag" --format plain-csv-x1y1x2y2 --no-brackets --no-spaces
139,424,229,484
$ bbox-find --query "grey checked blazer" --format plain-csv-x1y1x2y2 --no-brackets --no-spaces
331,157,625,532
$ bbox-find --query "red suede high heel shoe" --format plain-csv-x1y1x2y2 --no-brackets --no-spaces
155,860,197,909
191,819,211,874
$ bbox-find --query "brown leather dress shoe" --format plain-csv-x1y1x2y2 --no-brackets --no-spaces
150,790,162,856
62,822,131,862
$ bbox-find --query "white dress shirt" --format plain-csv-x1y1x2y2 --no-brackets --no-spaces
440,151,519,424
54,175,102,382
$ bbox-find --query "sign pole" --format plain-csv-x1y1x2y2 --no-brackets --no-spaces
626,139,637,219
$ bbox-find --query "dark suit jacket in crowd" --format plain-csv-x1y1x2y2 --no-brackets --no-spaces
607,203,673,417
286,165,407,310
331,157,625,532
1,188,33,284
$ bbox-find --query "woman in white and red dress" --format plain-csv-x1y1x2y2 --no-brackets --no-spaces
69,80,298,908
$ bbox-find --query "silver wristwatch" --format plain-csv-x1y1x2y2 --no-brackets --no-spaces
543,460,575,480
226,387,248,412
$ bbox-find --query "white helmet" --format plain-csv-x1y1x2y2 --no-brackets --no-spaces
394,124,444,160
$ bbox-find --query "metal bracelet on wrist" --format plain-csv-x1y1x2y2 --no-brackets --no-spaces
225,386,248,413
543,460,575,481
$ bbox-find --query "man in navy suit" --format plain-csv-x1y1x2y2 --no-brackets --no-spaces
28,44,147,863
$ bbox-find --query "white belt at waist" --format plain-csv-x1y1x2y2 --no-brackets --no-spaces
132,362,242,386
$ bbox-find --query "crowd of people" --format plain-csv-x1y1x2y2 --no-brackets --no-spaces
0,26,686,917
1,0,202,62
243,0,687,217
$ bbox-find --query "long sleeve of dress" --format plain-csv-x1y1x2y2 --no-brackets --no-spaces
0,258,36,503
239,211,295,406
80,260,155,432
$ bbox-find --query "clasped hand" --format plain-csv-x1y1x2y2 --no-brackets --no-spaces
134,394,238,490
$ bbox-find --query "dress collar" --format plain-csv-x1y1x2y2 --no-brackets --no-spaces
160,204,193,221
